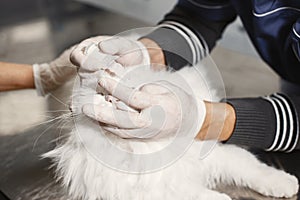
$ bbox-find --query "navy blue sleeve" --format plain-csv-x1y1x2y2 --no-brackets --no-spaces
249,3,300,85
144,1,300,152
279,17,300,84
145,0,237,70
291,18,300,63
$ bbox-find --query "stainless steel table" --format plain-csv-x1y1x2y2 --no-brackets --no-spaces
0,122,299,200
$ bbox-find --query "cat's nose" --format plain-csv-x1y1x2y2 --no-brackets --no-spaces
69,104,74,113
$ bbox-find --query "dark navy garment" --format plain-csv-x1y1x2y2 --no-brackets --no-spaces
170,0,300,83
146,0,300,151
228,0,300,84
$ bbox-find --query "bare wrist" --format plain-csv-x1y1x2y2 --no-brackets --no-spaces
139,38,165,69
0,62,34,91
196,101,236,141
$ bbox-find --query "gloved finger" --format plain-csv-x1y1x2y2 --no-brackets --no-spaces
70,36,111,67
99,37,135,55
116,53,143,67
82,104,147,129
114,100,138,113
99,37,145,66
115,40,149,66
99,37,150,67
70,40,96,67
140,83,170,95
101,126,134,139
78,36,111,53
144,81,187,97
105,95,138,113
98,77,157,109
73,44,118,73
81,46,117,72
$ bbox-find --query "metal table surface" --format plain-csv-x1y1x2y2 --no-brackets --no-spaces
0,122,299,200
0,123,69,200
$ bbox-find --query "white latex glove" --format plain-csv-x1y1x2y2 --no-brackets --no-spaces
69,35,136,118
33,46,76,96
82,77,206,139
70,36,150,71
98,36,150,67
70,36,114,72
70,36,128,91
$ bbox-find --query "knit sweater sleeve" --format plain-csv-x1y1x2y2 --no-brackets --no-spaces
223,93,300,152
143,0,237,70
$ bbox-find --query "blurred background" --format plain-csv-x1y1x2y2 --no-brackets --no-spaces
0,1,287,200
0,0,280,135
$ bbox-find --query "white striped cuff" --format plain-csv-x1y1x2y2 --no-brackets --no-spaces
263,93,299,152
158,21,209,65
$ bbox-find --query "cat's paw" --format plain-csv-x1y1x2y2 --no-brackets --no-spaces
251,169,299,198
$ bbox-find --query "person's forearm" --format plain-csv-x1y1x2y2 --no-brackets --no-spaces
199,95,300,152
224,95,300,152
139,40,237,142
196,101,236,141
0,62,35,91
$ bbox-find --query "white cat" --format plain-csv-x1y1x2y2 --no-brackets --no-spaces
45,63,299,200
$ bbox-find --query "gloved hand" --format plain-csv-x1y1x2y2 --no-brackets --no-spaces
70,36,150,72
33,46,77,96
99,36,150,67
70,36,128,91
82,76,206,139
70,36,121,77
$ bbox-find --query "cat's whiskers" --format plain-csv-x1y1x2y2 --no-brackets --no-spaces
49,93,69,107
36,113,68,119
32,115,69,127
32,120,59,152
54,117,73,145
44,112,84,145
32,113,78,151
